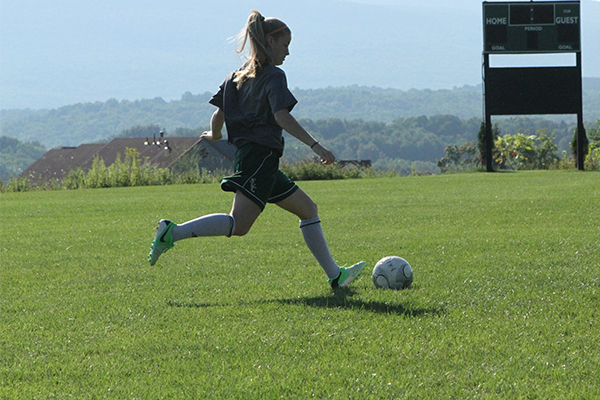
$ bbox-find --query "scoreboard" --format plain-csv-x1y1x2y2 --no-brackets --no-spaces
483,1,580,53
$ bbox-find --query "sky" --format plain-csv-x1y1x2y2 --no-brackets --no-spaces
1,0,599,110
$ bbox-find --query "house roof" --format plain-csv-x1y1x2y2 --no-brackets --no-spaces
199,137,236,161
78,137,203,171
20,143,105,183
21,136,236,185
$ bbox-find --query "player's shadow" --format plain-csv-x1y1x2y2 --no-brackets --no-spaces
168,288,442,317
272,288,440,317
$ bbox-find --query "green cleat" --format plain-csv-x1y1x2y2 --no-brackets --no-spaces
329,261,366,288
148,219,176,266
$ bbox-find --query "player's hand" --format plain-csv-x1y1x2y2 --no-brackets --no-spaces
312,143,336,165
201,131,222,141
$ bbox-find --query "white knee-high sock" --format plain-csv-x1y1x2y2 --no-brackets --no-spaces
300,216,340,279
171,214,235,242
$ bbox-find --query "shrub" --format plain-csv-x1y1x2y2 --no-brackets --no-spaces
63,169,86,189
586,143,600,170
281,160,366,181
494,130,558,170
1,177,31,192
85,155,109,188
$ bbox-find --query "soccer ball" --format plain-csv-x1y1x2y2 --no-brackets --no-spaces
372,256,413,290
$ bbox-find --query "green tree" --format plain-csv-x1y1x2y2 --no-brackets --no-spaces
588,120,600,143
436,141,479,173
0,136,46,182
477,122,500,169
583,120,600,170
570,128,589,165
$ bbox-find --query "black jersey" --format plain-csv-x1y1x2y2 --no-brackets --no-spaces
209,64,297,156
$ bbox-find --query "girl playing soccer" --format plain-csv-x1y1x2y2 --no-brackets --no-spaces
148,10,365,288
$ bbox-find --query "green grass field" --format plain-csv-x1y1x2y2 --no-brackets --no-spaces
1,171,599,399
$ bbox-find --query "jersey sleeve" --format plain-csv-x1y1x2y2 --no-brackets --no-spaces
209,74,233,109
209,86,224,109
265,69,298,114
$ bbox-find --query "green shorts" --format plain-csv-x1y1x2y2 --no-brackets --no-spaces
221,142,298,210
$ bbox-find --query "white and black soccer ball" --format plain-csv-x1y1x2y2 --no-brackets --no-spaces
372,256,413,290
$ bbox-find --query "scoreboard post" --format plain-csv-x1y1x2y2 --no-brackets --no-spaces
482,1,586,171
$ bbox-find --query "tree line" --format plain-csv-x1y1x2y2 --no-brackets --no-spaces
3,116,598,185
2,80,599,150
2,81,599,183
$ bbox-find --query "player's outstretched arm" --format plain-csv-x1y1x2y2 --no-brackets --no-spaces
274,108,335,165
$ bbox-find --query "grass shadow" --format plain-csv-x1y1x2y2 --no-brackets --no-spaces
167,288,443,317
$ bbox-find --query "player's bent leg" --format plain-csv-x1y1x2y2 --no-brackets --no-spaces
276,188,345,281
230,191,262,236
275,188,318,220
171,214,235,241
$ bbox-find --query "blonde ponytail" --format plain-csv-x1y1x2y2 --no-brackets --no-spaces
233,10,290,89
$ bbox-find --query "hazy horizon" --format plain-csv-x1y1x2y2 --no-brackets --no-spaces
1,0,599,110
